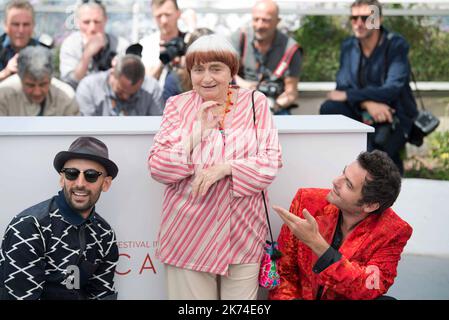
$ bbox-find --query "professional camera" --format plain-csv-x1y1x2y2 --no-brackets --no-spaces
373,116,400,147
93,35,117,71
126,43,143,57
159,37,186,65
257,80,284,99
38,33,54,48
257,79,284,112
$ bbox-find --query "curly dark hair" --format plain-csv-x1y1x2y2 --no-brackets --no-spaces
356,150,401,214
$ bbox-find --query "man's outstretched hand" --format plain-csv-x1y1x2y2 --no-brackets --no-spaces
273,206,330,258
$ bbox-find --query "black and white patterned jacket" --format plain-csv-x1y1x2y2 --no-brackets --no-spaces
0,192,119,300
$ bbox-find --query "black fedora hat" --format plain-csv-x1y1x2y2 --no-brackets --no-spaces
53,137,119,179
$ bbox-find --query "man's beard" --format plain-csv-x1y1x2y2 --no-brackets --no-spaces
254,30,269,42
63,185,101,216
355,27,375,41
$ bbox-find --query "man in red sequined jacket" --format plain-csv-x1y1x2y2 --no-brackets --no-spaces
269,150,412,300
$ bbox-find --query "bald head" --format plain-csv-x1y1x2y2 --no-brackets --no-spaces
253,0,279,17
252,0,280,43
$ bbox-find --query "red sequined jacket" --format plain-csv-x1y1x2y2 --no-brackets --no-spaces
268,188,412,300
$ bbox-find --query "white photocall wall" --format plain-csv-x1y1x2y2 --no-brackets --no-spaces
0,115,372,299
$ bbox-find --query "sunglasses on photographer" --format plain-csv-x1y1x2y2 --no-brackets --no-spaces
60,168,103,183
350,15,370,22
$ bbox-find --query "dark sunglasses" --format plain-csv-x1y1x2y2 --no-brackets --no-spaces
350,15,370,22
61,168,103,183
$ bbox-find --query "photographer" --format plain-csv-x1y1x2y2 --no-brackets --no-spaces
162,28,213,102
59,0,129,89
230,0,302,115
139,0,184,87
320,0,418,174
0,0,38,81
76,54,163,116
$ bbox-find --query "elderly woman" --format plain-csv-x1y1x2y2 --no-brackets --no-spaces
162,27,214,102
148,34,282,300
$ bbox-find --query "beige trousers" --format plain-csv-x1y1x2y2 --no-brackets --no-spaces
165,263,260,300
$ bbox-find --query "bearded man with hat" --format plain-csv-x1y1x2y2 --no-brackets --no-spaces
0,136,119,300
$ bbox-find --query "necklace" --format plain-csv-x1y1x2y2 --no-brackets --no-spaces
218,89,233,134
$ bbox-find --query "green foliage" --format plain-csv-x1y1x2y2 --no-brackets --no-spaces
405,167,449,180
295,16,350,81
384,16,449,81
295,15,449,81
429,131,449,169
405,131,449,180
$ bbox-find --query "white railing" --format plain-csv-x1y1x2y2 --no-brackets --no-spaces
1,1,448,40
298,82,449,92
2,0,449,15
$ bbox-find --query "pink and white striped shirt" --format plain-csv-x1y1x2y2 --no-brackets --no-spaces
148,88,282,275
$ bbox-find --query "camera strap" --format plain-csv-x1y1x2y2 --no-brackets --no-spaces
383,32,425,111
239,29,300,81
272,40,300,79
37,101,46,116
0,34,8,68
239,29,248,68
410,69,426,111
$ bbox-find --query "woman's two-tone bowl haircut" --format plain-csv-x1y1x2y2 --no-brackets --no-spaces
185,35,239,77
